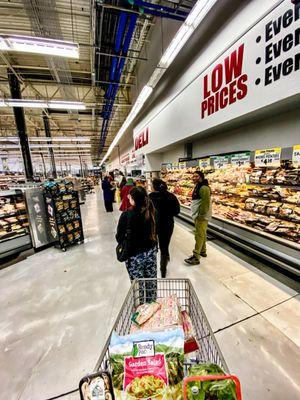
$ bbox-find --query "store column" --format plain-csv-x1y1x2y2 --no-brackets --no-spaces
43,112,57,178
8,71,33,180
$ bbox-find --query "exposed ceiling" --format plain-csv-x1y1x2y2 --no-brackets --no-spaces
0,0,196,173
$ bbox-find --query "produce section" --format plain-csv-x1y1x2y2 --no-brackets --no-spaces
161,162,300,246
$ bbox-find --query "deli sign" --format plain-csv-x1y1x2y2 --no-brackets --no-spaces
135,127,149,151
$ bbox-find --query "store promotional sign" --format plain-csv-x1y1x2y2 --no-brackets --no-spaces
254,147,282,166
199,157,211,170
135,127,149,151
231,152,251,166
292,144,300,167
121,153,130,165
213,156,230,169
133,0,300,154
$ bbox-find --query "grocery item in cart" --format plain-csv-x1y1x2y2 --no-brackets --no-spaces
110,328,184,399
132,302,161,326
184,364,240,400
131,294,182,333
181,311,199,354
79,371,115,400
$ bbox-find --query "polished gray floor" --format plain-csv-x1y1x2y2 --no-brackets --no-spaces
0,189,299,400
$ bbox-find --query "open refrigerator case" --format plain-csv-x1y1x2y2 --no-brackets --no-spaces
0,190,32,259
161,160,300,274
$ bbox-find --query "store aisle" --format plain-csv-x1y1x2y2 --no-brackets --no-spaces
0,189,299,400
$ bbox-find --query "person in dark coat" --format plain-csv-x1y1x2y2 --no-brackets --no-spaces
101,176,114,212
116,186,157,301
149,178,180,277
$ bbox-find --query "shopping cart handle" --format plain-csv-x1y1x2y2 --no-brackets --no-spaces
183,374,242,400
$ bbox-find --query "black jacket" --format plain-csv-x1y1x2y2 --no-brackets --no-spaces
149,191,180,230
116,208,157,257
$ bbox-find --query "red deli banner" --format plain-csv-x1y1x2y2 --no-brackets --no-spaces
135,127,149,151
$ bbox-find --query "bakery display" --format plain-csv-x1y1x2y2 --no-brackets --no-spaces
0,192,29,242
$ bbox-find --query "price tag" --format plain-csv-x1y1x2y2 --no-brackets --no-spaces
178,162,186,169
255,148,281,167
199,157,211,170
292,145,300,167
213,156,229,169
172,162,179,170
231,152,250,167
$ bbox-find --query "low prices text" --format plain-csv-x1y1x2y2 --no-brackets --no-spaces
201,44,248,119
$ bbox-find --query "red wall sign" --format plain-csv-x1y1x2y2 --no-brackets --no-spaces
201,44,248,119
135,127,149,151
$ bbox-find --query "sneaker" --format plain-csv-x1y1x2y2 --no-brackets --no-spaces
184,256,200,265
200,253,207,258
185,255,195,262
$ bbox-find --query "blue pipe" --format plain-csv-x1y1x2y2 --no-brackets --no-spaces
99,13,138,152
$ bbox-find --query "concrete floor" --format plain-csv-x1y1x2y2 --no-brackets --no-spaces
0,188,299,400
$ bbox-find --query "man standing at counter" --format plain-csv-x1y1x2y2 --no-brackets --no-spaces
185,171,212,266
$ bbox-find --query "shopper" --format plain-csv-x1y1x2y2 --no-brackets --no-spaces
119,177,135,211
116,186,157,301
185,171,211,265
149,178,180,278
101,176,114,212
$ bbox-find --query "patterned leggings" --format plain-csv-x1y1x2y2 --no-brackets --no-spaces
126,247,157,303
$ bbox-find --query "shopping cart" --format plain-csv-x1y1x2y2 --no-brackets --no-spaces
94,278,228,373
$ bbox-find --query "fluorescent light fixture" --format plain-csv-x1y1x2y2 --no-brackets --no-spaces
48,101,86,110
0,35,79,59
29,144,91,149
0,99,86,110
29,136,90,142
6,99,48,108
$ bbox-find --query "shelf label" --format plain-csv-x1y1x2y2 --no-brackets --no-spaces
213,156,230,169
178,161,186,169
199,157,211,170
254,148,281,167
172,162,179,170
231,152,251,167
292,145,300,167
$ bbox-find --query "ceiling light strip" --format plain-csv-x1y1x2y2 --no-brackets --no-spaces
0,99,86,110
0,35,79,59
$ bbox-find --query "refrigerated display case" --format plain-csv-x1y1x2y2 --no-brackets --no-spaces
0,189,32,259
161,151,300,275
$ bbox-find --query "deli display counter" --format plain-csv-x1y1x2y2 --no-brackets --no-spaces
161,147,300,276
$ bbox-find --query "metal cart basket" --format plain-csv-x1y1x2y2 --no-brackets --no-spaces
94,278,228,373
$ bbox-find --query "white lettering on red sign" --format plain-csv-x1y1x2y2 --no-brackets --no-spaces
135,127,149,151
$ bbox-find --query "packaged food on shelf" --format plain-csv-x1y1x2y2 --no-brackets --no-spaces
110,327,184,400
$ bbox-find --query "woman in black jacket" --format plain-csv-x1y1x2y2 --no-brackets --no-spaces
149,179,180,278
116,186,157,300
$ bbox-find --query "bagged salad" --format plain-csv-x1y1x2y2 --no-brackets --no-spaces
184,364,239,400
109,327,184,400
